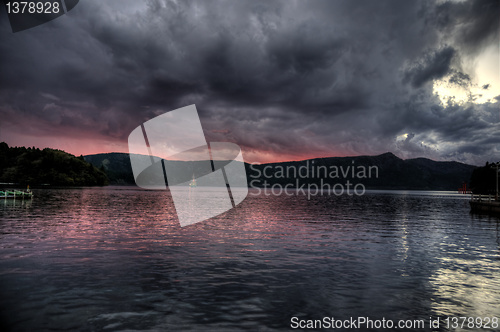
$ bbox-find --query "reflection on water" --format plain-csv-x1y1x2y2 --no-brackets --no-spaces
1,197,32,209
430,217,500,319
0,187,499,331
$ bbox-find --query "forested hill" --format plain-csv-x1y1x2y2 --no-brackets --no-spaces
0,142,108,186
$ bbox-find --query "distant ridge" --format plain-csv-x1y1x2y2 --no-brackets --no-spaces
85,152,476,190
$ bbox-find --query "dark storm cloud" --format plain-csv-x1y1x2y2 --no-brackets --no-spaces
448,71,471,88
433,0,499,54
0,0,498,164
403,46,455,88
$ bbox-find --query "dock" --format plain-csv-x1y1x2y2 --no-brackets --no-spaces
0,190,33,199
470,194,500,215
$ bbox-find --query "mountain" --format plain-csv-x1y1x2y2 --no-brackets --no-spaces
84,152,135,185
85,151,476,190
0,142,108,186
245,152,475,190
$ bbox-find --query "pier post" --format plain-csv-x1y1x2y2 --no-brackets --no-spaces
496,163,498,201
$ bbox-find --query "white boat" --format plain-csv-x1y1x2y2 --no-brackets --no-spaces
189,175,197,188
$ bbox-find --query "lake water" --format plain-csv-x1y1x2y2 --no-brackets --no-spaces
0,187,499,331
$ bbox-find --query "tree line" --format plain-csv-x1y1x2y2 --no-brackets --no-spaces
0,142,108,186
469,162,499,195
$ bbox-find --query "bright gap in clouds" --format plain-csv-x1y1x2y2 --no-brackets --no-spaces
433,44,499,106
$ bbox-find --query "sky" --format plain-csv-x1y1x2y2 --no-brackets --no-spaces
0,0,498,165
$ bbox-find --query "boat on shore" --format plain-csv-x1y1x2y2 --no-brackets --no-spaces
0,189,33,199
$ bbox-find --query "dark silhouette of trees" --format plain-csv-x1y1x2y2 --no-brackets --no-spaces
0,142,108,186
469,162,498,195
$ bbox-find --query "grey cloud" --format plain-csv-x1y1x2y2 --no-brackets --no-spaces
403,46,455,88
448,71,471,88
433,0,499,54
